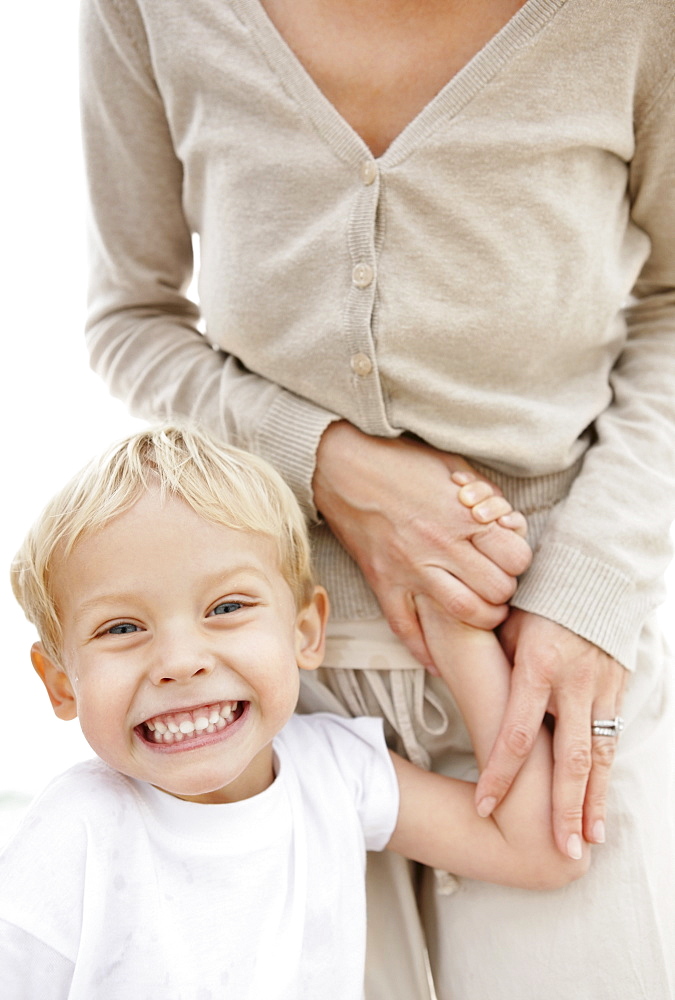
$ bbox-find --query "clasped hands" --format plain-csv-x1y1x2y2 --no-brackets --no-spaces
313,422,626,859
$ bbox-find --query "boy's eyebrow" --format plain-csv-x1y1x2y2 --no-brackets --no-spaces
70,565,276,622
70,592,146,626
194,564,277,593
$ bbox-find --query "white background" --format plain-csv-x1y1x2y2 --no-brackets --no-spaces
0,5,673,825
1,4,143,814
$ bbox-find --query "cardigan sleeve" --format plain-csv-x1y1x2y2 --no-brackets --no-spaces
80,0,338,520
512,70,675,670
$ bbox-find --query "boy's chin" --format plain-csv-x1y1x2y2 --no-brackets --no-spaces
150,748,277,805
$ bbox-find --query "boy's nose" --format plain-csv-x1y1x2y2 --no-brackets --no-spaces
148,630,216,685
152,662,212,685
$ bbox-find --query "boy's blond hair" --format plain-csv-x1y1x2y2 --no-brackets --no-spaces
11,424,315,662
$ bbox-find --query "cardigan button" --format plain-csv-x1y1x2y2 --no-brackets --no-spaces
352,263,374,288
350,353,373,377
359,160,378,185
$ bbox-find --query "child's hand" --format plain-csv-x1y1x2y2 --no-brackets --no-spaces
451,471,528,538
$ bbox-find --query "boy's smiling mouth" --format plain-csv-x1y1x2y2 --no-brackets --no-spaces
136,701,245,748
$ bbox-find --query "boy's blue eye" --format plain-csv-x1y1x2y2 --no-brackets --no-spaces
211,602,243,616
108,623,140,635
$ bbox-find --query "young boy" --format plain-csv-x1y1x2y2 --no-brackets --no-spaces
2,424,587,998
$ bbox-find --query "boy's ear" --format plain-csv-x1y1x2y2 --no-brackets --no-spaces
295,586,329,672
31,642,78,721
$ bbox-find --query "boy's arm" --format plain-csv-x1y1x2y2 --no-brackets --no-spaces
387,599,590,889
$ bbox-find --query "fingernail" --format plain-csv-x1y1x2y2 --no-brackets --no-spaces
477,796,497,818
592,820,605,844
475,506,496,523
566,834,583,860
499,513,519,527
452,471,472,485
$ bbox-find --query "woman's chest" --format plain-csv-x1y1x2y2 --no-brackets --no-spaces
259,0,527,156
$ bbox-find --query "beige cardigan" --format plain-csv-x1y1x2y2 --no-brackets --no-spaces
81,0,675,669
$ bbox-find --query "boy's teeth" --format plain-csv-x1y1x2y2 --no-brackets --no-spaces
142,701,239,744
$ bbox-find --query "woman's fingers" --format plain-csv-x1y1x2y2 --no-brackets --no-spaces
582,734,618,845
377,591,436,672
551,693,595,860
583,687,626,844
377,567,514,672
474,662,550,818
470,519,533,576
484,612,627,856
426,566,511,631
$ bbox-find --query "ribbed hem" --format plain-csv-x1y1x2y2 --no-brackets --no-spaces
471,458,583,518
255,391,340,521
311,524,381,619
512,541,650,670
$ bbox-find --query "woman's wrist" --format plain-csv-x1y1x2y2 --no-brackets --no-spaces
312,420,381,518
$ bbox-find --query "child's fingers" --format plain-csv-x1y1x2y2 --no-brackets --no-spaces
456,480,498,508
468,494,514,524
451,470,528,538
498,511,528,537
451,470,503,493
451,471,476,487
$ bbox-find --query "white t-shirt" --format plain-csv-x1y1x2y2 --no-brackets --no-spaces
0,713,398,1000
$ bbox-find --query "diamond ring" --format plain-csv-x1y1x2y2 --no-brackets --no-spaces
591,716,625,738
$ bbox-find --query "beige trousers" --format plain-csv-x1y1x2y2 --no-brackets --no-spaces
298,617,675,1000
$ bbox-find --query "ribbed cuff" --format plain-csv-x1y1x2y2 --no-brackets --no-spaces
254,391,340,521
512,541,652,670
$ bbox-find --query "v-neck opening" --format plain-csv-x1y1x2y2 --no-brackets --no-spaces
232,0,569,166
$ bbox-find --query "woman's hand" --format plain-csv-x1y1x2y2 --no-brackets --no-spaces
475,610,627,858
312,421,532,670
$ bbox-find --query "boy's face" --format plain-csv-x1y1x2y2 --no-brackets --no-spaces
34,488,326,804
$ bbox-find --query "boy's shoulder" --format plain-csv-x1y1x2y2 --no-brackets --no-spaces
1,758,141,872
277,711,388,765
275,713,398,851
19,757,137,826
0,759,141,957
